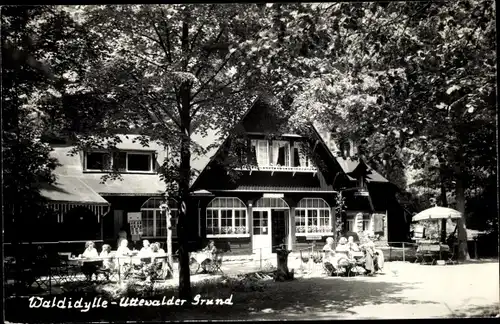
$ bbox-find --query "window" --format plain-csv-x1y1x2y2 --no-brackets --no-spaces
250,140,270,167
362,215,371,231
253,211,268,235
295,198,332,235
293,143,313,168
272,141,290,166
86,152,111,170
206,197,248,237
128,153,152,171
346,219,355,232
85,151,154,172
140,197,178,238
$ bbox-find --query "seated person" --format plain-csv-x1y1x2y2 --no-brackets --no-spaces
156,242,166,255
325,237,350,273
116,239,132,256
100,244,114,268
347,236,360,252
322,237,335,257
99,244,114,279
81,241,99,280
359,237,379,275
138,240,152,258
82,241,99,259
116,239,133,269
201,240,217,273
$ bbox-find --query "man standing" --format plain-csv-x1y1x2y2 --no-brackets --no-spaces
117,227,127,249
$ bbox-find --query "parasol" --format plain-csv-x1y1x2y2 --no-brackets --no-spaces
412,206,462,222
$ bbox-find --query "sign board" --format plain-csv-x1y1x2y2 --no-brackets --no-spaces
128,212,141,222
128,212,143,239
354,191,370,197
263,193,284,198
306,235,322,241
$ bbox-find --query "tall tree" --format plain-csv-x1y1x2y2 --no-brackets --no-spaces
293,0,496,260
67,3,328,300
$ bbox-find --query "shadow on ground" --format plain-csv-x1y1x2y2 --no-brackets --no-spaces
5,275,436,322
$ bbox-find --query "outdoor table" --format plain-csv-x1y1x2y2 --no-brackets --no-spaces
416,241,450,264
191,251,213,265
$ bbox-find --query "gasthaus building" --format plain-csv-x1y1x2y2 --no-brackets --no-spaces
15,96,407,256
189,97,408,256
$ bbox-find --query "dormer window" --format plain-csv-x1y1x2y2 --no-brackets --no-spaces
84,151,154,173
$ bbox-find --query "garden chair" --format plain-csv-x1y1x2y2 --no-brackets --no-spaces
205,252,224,274
189,256,200,275
446,243,459,265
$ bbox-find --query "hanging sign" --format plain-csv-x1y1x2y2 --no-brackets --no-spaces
263,193,284,198
128,212,143,240
306,235,322,241
354,191,370,197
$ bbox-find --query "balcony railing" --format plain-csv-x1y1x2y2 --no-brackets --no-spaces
234,164,317,175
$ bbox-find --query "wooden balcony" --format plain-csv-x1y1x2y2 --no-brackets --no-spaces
234,164,318,176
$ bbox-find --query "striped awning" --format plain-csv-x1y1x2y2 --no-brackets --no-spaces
47,202,110,220
39,176,110,219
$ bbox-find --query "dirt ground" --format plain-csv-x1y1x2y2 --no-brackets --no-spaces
187,259,500,320
5,260,499,321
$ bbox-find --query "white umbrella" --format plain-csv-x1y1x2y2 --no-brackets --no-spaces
412,206,462,222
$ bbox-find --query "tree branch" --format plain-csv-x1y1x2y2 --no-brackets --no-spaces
190,87,247,118
193,26,226,78
189,4,216,53
158,7,174,64
127,71,181,128
148,15,172,64
191,49,241,101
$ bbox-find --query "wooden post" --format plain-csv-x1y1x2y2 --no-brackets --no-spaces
402,242,405,262
161,194,173,270
260,248,262,270
474,238,478,259
167,209,173,267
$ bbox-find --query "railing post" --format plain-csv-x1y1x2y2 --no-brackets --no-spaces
402,242,405,262
260,248,262,270
389,244,392,261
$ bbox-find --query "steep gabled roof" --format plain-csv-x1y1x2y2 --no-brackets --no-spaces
312,123,389,184
190,96,351,191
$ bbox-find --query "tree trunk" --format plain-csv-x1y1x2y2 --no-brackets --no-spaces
166,209,173,268
439,162,448,243
176,8,193,302
275,248,294,281
455,164,470,261
177,80,192,301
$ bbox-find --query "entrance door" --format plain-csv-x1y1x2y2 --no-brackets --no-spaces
252,209,271,255
271,210,288,253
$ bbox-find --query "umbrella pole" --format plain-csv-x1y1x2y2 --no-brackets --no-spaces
441,219,447,243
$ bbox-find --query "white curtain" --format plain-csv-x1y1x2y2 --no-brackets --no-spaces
295,143,308,167
272,141,280,166
257,140,268,166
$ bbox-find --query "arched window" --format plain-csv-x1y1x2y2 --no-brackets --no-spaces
141,197,178,238
206,197,247,237
295,198,332,235
254,197,289,209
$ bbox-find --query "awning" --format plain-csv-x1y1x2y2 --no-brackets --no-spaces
39,176,110,218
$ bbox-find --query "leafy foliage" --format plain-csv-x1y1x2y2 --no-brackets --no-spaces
1,6,97,241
